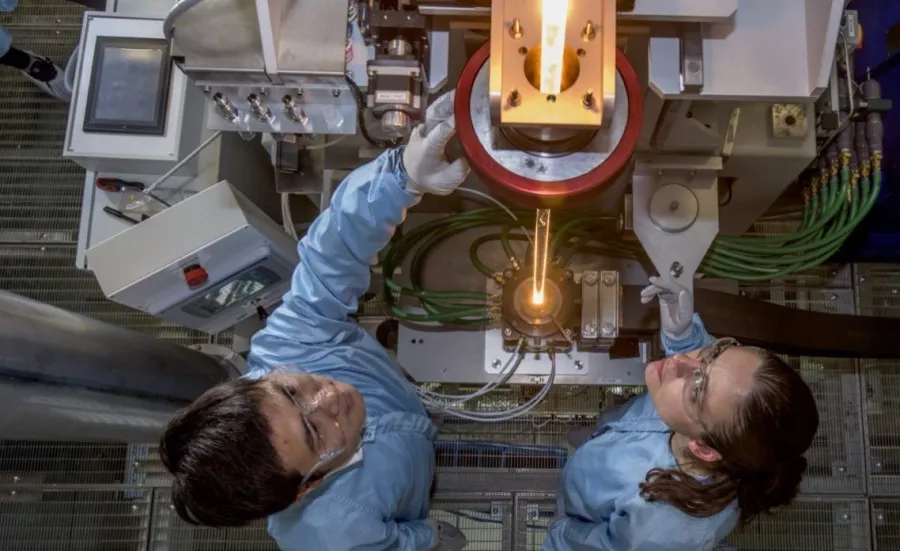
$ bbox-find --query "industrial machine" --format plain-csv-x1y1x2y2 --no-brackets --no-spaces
68,0,889,415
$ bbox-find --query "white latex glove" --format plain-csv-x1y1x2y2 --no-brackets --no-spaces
640,276,694,341
428,519,468,551
402,91,470,196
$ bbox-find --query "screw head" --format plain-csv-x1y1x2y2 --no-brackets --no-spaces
584,323,597,336
582,89,595,109
601,323,615,337
491,358,502,369
574,360,584,370
564,270,573,279
508,89,521,107
602,273,616,286
584,272,598,286
503,327,514,337
504,269,515,279
670,262,684,278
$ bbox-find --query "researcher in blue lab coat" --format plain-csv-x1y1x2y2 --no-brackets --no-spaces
544,277,820,551
0,0,72,101
158,92,470,551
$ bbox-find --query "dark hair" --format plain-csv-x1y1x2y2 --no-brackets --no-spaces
640,349,819,523
159,378,303,527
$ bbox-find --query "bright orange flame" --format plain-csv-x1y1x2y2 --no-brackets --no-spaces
540,0,569,95
532,209,551,305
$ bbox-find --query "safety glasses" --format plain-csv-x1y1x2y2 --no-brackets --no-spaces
272,372,348,488
680,338,741,422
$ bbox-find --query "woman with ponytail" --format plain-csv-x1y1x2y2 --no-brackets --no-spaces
543,277,819,551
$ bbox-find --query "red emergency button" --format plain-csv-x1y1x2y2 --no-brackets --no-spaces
184,264,208,287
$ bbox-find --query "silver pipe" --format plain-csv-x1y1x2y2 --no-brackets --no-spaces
416,4,490,16
143,131,223,196
0,290,228,403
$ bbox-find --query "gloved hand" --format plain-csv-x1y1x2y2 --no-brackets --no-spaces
427,519,468,551
640,276,694,341
402,91,470,196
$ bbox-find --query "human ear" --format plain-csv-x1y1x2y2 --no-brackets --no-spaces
688,439,722,463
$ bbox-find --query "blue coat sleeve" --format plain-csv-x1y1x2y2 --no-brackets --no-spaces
247,148,419,373
661,314,716,356
543,500,722,551
0,1,18,12
271,495,434,551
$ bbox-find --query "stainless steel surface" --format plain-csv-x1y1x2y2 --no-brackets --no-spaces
489,0,616,129
632,157,720,292
469,54,631,182
205,83,357,135
276,0,349,76
579,270,620,349
679,26,704,93
0,289,227,401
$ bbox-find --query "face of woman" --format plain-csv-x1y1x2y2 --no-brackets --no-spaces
644,341,762,441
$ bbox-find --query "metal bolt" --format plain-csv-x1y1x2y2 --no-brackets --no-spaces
503,327,514,337
491,358,502,369
491,505,501,516
510,18,523,39
877,513,885,522
508,88,521,107
169,505,175,511
9,490,15,497
830,294,838,301
12,476,19,483
584,272,598,286
582,20,597,41
841,513,850,521
564,328,573,338
564,270,573,279
333,89,341,98
133,460,141,468
601,323,615,336
504,269,515,279
132,505,139,512
582,89,594,109
859,276,867,283
670,262,684,278
574,360,584,370
584,323,597,336
602,273,616,286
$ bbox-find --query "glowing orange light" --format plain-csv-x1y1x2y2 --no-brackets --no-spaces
532,208,552,305
540,0,570,95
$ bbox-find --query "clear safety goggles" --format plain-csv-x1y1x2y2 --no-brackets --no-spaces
675,338,741,423
271,371,348,487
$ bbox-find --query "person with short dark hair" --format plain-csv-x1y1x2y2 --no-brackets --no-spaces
160,92,470,551
544,277,820,551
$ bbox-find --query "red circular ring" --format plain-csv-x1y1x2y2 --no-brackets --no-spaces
454,42,643,205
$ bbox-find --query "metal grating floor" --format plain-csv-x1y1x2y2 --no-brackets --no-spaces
0,1,897,550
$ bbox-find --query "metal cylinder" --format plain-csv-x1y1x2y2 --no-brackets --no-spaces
387,37,411,56
0,290,228,403
381,110,412,137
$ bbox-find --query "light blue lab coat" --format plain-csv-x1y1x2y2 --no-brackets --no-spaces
544,316,740,551
245,148,437,551
0,0,17,56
